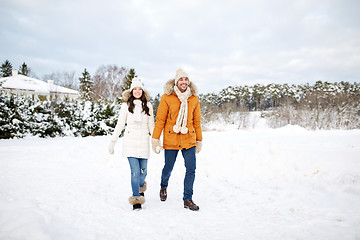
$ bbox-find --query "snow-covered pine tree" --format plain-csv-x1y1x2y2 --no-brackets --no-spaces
82,101,107,136
79,69,93,101
101,101,117,131
19,62,31,76
0,93,26,138
152,93,161,119
68,100,84,137
92,100,110,136
0,90,11,138
1,60,13,77
121,68,136,92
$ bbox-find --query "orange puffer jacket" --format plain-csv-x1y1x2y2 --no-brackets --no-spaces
152,79,202,150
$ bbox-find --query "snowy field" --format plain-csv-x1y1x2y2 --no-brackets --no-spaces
1,125,360,240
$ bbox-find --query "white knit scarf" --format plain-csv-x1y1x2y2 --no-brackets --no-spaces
133,100,142,122
173,86,191,134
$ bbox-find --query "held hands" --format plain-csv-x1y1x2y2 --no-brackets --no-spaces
151,138,163,154
108,140,116,154
195,141,202,154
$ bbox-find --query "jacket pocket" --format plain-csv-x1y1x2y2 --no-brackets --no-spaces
164,126,178,147
184,128,196,146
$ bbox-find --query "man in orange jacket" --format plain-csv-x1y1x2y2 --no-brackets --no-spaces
151,68,203,211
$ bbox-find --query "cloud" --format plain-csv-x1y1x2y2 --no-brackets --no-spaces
1,0,359,96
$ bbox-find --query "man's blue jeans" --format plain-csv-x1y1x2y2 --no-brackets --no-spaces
128,157,147,197
160,147,196,201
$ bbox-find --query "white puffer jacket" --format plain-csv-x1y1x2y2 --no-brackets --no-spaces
111,90,154,159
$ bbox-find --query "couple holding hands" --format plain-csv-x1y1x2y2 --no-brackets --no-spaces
108,68,202,211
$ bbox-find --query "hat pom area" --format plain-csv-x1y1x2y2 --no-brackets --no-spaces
176,68,184,74
173,125,181,133
180,126,188,134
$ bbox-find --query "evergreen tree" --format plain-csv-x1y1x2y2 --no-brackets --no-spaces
79,68,93,101
19,62,31,76
1,60,13,77
0,90,11,138
152,93,161,118
121,68,137,92
69,100,84,137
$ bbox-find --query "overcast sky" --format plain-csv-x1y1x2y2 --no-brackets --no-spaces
1,0,359,96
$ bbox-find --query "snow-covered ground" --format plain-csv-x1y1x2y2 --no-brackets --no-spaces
1,125,360,240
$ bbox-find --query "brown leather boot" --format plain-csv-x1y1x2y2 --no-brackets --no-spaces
160,188,167,201
184,200,199,211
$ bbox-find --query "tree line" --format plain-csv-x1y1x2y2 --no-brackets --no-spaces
199,81,360,130
0,59,136,102
1,59,359,138
199,81,360,111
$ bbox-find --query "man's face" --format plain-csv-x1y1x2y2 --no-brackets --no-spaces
176,77,189,92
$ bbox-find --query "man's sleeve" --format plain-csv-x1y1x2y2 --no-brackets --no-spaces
194,98,203,142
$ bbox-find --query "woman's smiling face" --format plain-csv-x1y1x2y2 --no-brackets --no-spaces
132,87,143,99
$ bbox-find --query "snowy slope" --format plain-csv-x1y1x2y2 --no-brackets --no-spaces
1,126,360,240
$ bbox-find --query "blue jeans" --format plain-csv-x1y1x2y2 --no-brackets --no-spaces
128,157,147,197
160,147,196,201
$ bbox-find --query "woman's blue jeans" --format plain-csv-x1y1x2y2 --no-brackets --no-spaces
160,147,196,201
128,157,147,197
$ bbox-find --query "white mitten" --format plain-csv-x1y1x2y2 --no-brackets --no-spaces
108,140,116,154
195,141,202,154
151,138,163,154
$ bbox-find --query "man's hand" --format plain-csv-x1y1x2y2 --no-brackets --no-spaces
195,141,202,154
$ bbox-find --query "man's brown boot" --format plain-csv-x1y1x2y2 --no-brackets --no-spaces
184,200,199,211
160,188,167,201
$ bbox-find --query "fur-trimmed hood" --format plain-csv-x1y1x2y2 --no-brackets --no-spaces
122,89,151,102
164,79,198,96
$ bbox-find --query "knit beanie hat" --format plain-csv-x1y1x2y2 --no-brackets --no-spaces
175,68,189,85
130,77,144,91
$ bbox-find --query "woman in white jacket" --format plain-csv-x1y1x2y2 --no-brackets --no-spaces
108,78,154,210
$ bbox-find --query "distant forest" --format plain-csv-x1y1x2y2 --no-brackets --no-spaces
199,81,360,130
1,59,359,138
1,80,359,139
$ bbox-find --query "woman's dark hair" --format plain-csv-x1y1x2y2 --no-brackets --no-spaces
127,90,150,116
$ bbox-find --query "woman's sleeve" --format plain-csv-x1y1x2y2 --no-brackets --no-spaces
148,102,155,136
